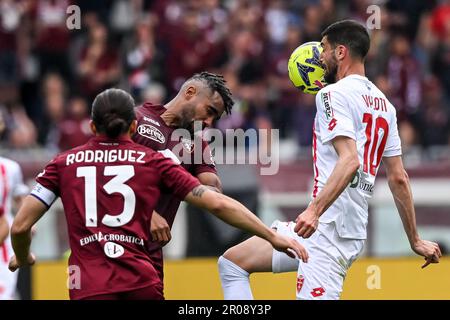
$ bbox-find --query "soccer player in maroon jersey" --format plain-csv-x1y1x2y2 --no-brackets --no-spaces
8,88,308,300
132,72,233,286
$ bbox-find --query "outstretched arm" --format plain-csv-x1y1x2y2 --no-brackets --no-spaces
295,136,360,238
383,155,442,268
149,172,222,246
9,195,47,272
197,172,223,193
184,185,309,262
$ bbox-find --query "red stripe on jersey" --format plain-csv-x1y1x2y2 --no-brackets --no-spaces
1,243,7,263
0,164,9,263
0,164,8,213
312,123,319,198
0,163,9,214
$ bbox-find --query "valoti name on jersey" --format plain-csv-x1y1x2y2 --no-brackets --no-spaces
321,91,334,120
137,124,165,144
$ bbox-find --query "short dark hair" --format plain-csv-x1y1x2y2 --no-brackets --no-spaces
321,20,370,60
188,71,234,115
91,88,136,138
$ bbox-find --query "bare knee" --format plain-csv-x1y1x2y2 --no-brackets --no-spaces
221,236,273,274
222,245,246,269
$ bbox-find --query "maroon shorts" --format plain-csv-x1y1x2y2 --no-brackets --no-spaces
148,248,164,282
80,282,164,300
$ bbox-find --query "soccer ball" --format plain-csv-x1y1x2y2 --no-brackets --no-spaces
288,41,326,94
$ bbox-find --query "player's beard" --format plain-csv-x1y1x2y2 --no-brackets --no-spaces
179,108,196,137
324,54,338,84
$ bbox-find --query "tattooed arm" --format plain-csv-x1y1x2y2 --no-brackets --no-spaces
197,172,222,193
184,185,309,262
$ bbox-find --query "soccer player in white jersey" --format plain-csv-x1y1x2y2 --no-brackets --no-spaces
0,156,28,300
218,20,442,300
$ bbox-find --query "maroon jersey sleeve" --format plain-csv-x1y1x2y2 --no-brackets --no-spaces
152,152,201,199
36,157,60,196
30,157,60,207
193,139,217,176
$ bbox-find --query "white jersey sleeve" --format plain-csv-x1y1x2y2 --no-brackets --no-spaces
11,162,29,198
382,107,402,157
315,88,356,144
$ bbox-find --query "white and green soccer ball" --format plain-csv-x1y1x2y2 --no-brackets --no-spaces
288,41,326,94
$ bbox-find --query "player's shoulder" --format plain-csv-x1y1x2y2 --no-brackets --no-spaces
127,141,177,164
136,102,165,119
318,82,337,94
369,83,398,116
317,79,350,97
51,142,92,165
0,156,20,168
128,139,156,153
0,156,23,176
316,82,347,108
383,98,398,119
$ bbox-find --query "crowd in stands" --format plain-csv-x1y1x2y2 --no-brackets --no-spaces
0,0,449,156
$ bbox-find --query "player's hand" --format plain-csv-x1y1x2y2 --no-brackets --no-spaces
270,233,309,263
150,211,171,247
412,239,442,269
294,206,319,238
8,253,36,272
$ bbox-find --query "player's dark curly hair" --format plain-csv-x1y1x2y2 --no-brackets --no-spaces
188,71,234,115
321,20,370,60
92,88,136,138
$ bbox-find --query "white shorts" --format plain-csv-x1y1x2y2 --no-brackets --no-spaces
0,243,18,300
271,220,363,300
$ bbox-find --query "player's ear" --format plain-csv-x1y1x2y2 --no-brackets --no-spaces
185,85,197,100
129,120,138,135
335,45,346,61
89,120,97,135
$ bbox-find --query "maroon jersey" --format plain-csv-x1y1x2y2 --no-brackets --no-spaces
31,136,200,300
132,103,216,246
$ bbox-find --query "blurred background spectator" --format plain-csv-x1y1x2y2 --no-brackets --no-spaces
0,0,448,158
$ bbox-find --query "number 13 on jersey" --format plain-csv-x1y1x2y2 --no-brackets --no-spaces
77,165,136,227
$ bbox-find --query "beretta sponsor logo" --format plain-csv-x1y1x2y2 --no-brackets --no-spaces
137,124,165,144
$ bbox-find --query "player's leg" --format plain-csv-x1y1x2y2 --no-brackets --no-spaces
218,221,299,300
218,235,272,299
295,232,346,300
148,249,164,282
0,249,19,300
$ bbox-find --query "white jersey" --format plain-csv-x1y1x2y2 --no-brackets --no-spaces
0,156,29,300
313,74,402,239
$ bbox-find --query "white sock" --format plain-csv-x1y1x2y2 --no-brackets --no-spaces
218,256,254,300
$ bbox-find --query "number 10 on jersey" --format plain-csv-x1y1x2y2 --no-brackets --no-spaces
362,113,389,176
